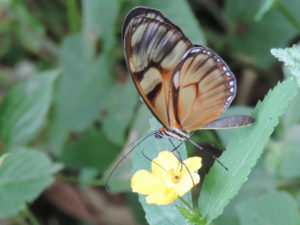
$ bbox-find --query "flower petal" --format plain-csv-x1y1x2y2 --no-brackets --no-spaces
131,170,164,194
146,187,178,205
174,172,200,196
182,157,202,173
152,151,180,179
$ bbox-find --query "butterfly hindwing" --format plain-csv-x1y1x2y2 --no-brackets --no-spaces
123,8,192,127
170,46,236,132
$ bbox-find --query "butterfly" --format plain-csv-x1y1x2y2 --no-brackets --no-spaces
123,7,254,144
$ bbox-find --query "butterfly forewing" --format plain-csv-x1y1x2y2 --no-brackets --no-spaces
170,46,236,132
123,9,192,128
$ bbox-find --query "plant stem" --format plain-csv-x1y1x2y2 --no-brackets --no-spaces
178,196,195,212
56,174,105,186
67,0,81,33
274,0,300,34
24,206,40,225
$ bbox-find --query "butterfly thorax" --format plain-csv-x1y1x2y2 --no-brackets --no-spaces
155,127,189,141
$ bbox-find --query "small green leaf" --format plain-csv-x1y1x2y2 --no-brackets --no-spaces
0,70,59,146
198,78,298,224
236,191,300,225
140,0,206,45
131,118,192,225
177,206,206,225
0,147,56,219
271,44,300,87
59,129,119,172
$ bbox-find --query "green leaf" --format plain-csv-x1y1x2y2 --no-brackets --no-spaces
50,34,113,152
140,0,206,45
224,0,299,69
236,191,300,225
278,125,300,178
131,118,192,225
131,104,152,138
0,147,57,219
177,206,206,225
198,78,298,224
59,129,119,172
102,79,138,145
271,44,300,87
82,0,119,53
0,70,59,146
282,89,300,129
104,156,132,193
214,158,277,225
254,0,274,21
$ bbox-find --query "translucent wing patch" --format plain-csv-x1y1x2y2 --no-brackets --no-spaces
123,9,192,127
202,115,255,129
170,46,236,132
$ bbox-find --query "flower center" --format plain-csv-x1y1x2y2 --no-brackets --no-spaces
167,168,182,184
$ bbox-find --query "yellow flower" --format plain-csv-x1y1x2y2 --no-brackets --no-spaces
131,151,202,205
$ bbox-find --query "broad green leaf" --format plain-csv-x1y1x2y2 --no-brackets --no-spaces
0,147,58,219
140,0,206,45
271,44,300,87
104,156,132,193
225,0,299,69
214,158,277,225
50,34,113,152
0,70,59,146
198,78,298,224
82,0,118,53
236,191,300,225
102,79,138,146
59,129,119,172
254,0,274,21
131,118,192,225
131,104,152,138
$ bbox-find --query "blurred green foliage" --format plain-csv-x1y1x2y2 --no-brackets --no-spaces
0,0,300,225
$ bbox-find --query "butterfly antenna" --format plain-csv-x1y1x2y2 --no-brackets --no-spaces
105,131,156,192
187,138,228,171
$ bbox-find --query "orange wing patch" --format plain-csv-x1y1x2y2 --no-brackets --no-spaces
170,46,236,132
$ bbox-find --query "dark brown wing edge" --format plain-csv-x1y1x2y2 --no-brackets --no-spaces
122,6,185,40
201,115,255,129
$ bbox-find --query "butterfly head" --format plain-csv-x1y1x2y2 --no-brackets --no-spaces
155,127,189,141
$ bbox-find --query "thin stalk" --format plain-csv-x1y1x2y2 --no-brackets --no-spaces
178,196,195,212
67,0,81,33
274,0,300,34
24,207,40,225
